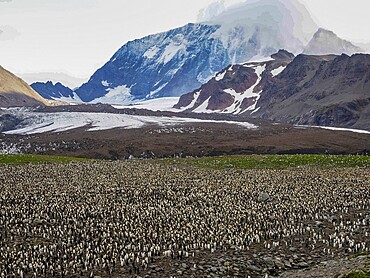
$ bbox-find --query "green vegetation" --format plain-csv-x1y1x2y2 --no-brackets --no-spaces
0,154,87,164
343,271,370,278
165,155,370,170
349,252,370,259
2,154,370,168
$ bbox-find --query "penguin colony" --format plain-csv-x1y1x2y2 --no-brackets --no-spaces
0,161,369,277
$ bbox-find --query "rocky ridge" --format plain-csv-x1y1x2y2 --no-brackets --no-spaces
174,49,294,113
174,51,370,130
31,81,75,100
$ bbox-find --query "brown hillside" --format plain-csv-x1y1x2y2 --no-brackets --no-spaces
0,65,49,107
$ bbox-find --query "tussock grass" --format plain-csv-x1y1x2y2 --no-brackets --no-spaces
164,155,370,169
349,252,370,259
343,271,370,278
0,154,88,164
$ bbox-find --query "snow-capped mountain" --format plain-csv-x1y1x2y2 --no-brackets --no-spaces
74,0,319,104
304,28,363,55
75,23,226,103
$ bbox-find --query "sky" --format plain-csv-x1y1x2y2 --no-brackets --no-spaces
0,0,369,83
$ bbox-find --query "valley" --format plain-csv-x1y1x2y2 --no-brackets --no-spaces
1,1,370,277
1,105,370,159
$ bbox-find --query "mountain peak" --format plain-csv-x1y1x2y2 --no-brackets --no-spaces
313,28,343,41
271,49,295,60
31,80,74,100
315,28,335,36
304,28,363,55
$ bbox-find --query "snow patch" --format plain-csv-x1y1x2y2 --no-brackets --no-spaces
271,66,286,77
189,64,266,115
91,85,133,105
186,90,201,110
101,80,110,87
193,97,215,113
251,107,261,114
113,97,180,112
295,125,370,135
160,39,187,64
219,64,266,114
240,64,265,113
148,83,168,98
144,46,160,59
51,92,82,105
215,70,226,81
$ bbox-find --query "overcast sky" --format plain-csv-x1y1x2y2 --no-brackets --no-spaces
0,0,369,80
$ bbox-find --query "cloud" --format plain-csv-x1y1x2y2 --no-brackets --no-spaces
0,0,12,2
0,26,20,41
197,0,226,22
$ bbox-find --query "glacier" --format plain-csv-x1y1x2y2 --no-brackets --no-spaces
3,109,257,135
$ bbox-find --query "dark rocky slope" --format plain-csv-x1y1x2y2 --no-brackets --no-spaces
174,52,370,130
256,53,370,130
175,50,294,113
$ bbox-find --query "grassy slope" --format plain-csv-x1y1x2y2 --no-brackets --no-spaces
0,154,87,164
343,271,370,278
164,155,370,169
1,154,370,168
